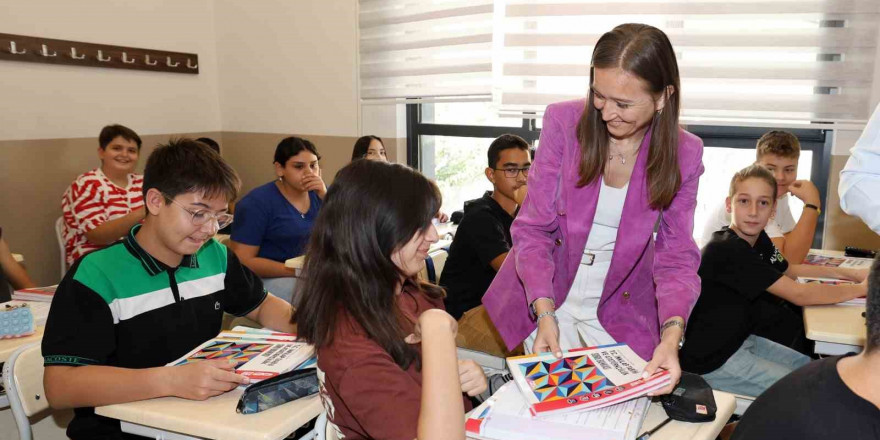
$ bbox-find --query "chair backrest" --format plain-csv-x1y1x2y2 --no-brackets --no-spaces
54,217,66,279
3,342,49,440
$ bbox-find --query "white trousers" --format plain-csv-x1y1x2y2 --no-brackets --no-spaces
525,251,616,353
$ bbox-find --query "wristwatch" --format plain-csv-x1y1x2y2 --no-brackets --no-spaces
660,320,686,350
804,203,821,215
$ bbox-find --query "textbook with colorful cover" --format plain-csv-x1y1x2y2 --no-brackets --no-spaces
802,253,872,269
11,285,57,302
507,344,670,417
466,381,649,440
167,327,315,383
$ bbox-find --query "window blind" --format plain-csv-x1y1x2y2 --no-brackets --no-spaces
359,0,495,102
495,0,880,122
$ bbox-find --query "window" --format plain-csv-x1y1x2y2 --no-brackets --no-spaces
407,102,539,214
409,104,831,247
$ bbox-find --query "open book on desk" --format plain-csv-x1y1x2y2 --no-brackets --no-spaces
507,344,669,417
167,327,314,383
467,381,649,440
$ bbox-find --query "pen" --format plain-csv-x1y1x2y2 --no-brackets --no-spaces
636,417,672,440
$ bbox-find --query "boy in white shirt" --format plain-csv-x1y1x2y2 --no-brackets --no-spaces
701,130,821,264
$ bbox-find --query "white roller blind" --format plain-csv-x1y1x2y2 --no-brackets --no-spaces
359,0,495,102
496,0,880,122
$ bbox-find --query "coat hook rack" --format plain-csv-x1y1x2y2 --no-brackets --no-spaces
0,32,199,74
40,44,56,57
70,47,85,60
9,41,26,55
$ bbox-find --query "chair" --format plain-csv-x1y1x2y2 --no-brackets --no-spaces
421,248,449,284
3,343,49,440
54,217,66,279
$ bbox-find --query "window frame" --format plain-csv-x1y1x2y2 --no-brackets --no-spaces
407,103,831,248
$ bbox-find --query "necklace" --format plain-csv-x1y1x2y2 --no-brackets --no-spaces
608,137,643,165
276,179,308,218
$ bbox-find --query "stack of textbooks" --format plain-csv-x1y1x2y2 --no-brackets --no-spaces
467,344,669,440
11,285,57,302
167,326,315,384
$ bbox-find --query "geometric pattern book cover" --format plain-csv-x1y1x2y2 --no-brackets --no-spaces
167,335,315,383
519,354,610,403
172,341,271,369
507,343,670,416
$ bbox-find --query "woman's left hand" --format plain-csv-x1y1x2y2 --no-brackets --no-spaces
643,340,681,396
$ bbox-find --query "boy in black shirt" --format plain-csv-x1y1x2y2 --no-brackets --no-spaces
440,134,529,355
732,256,880,439
680,164,867,397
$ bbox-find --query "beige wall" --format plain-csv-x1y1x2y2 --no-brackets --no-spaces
0,0,361,286
0,0,222,140
214,0,359,136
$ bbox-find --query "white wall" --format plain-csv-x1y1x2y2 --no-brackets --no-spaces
213,0,359,137
0,0,222,141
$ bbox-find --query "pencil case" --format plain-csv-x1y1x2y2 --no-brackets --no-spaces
0,303,35,339
236,367,319,414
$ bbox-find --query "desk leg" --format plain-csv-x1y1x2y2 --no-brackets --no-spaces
120,421,204,440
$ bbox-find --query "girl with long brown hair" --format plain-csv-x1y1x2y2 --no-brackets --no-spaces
295,159,486,440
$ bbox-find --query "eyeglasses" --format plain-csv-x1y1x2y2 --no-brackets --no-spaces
163,193,234,229
493,167,530,178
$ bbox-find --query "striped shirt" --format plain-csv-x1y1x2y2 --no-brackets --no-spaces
61,168,144,265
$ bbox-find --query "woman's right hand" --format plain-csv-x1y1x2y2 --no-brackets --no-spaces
532,315,562,358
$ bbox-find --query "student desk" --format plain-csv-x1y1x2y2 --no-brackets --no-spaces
640,390,735,440
96,390,322,440
803,305,865,355
801,249,868,355
0,325,43,363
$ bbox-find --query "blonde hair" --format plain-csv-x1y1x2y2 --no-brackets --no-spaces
756,130,800,160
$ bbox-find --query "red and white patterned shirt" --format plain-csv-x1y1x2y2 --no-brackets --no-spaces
61,168,144,265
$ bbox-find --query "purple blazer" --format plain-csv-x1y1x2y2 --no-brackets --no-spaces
482,99,704,360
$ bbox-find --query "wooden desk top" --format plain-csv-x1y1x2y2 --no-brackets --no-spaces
96,388,322,440
803,304,866,346
0,326,44,363
643,390,735,440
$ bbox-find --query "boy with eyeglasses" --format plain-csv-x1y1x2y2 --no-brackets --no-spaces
439,134,530,355
42,139,296,440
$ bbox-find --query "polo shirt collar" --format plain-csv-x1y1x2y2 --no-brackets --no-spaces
123,224,200,276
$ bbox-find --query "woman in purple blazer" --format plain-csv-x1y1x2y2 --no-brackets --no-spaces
483,24,704,394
